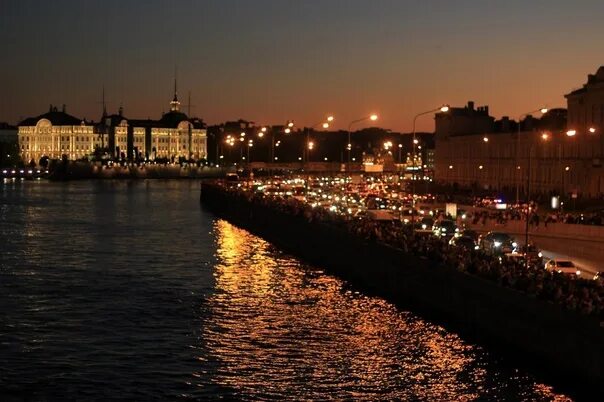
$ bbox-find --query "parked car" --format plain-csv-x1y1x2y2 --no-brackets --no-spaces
506,244,544,267
479,232,517,255
449,235,478,250
433,219,458,238
420,216,435,231
457,229,479,242
545,259,581,276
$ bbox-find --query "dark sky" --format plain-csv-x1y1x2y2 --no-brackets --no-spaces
2,0,604,131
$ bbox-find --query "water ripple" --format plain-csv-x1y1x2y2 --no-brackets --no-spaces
0,180,571,400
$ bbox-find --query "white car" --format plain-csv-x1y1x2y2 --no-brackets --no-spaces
545,259,581,276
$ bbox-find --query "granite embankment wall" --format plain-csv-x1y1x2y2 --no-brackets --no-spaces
200,183,604,392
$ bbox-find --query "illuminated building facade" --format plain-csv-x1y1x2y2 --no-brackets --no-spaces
100,90,207,161
435,103,576,197
435,67,604,197
18,83,207,163
18,105,99,163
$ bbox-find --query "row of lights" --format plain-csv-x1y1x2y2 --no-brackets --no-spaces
479,126,598,143
448,164,572,171
223,107,457,162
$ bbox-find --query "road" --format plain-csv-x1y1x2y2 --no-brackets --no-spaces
465,222,602,279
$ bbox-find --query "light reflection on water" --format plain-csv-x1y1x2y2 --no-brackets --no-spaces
195,219,570,401
0,181,572,400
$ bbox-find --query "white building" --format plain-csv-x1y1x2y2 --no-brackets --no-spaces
18,105,100,163
18,85,207,164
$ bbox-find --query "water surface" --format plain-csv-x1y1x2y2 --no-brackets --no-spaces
0,180,571,400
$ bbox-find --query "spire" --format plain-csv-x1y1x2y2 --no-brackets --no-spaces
174,66,178,101
102,86,107,118
170,67,180,112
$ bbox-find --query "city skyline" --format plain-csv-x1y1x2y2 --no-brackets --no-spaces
2,0,604,131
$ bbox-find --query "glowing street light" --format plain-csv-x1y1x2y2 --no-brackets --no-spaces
347,113,379,165
304,115,333,164
515,106,549,204
410,104,449,233
284,128,291,134
589,127,597,133
541,132,549,140
483,136,489,143
566,129,576,137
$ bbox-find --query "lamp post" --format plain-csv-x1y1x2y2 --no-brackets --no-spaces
247,139,253,164
347,114,378,169
270,121,293,164
410,105,449,233
515,107,548,204
305,116,333,165
523,131,550,270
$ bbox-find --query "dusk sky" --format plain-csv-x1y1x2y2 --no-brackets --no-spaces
2,0,604,131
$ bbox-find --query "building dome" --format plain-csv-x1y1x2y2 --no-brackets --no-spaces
159,110,189,128
19,105,83,127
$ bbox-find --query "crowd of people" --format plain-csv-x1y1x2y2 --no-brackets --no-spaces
214,181,604,321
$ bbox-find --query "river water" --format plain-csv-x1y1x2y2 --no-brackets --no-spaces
0,180,572,400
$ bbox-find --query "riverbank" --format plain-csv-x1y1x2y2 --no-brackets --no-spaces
199,182,603,396
47,160,228,180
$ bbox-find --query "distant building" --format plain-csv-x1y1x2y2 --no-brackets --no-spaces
0,122,17,143
98,83,207,161
434,97,580,197
435,101,495,140
18,105,98,163
17,81,207,163
565,66,604,133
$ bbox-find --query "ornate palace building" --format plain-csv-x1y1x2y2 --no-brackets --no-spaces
18,82,207,164
18,105,99,163
435,67,604,198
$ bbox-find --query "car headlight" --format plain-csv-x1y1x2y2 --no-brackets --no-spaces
538,252,543,258
422,224,427,229
576,270,581,276
474,245,479,250
493,241,502,247
441,228,446,232
512,242,518,248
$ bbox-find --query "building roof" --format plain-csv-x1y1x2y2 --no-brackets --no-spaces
565,66,604,98
19,106,84,126
158,110,189,128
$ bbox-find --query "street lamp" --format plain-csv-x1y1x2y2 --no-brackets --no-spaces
247,139,253,163
566,129,576,137
347,113,379,168
523,131,550,270
515,107,548,204
269,122,294,163
305,116,334,164
410,105,449,233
